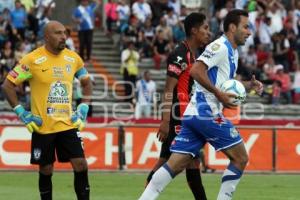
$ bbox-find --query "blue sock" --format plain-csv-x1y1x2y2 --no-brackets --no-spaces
217,163,243,200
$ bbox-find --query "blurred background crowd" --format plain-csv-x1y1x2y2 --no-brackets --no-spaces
1,0,300,118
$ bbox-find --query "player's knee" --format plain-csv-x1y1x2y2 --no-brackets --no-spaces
186,159,200,169
71,158,88,172
240,153,249,167
39,164,54,175
234,153,248,169
171,162,186,174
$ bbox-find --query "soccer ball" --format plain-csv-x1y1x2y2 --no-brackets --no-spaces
220,79,246,105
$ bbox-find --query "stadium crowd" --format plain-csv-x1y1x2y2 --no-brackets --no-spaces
0,0,55,108
105,0,300,107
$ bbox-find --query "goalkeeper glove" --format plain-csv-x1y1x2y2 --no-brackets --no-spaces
71,103,89,131
14,105,43,133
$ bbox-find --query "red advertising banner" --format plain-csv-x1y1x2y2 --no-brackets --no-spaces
276,129,300,171
0,126,299,171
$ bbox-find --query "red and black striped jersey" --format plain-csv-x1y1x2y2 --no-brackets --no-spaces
166,41,195,123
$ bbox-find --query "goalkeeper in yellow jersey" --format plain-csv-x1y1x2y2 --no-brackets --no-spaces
1,21,92,200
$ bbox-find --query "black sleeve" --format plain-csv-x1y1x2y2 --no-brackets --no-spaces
166,47,188,79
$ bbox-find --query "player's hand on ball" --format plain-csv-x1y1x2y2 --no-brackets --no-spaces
157,120,169,142
14,105,43,133
71,103,89,131
250,75,263,95
216,90,238,109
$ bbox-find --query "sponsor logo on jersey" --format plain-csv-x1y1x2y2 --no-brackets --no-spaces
9,70,19,78
20,64,29,72
174,136,189,142
34,56,47,64
47,107,54,114
64,55,75,63
201,49,215,59
211,43,220,51
213,116,226,125
181,62,188,71
47,81,70,103
66,64,71,73
230,127,239,138
176,56,183,63
47,107,69,115
168,64,182,75
53,66,64,78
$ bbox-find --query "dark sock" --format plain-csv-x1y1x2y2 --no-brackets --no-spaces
186,169,207,200
145,170,155,186
74,170,90,200
39,172,52,200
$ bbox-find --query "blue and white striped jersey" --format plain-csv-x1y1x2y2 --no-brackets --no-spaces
184,35,239,116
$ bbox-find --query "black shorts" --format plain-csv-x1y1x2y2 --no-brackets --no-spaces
31,129,85,165
159,121,181,159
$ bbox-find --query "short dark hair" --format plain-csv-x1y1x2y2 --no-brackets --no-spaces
223,9,248,32
184,12,206,38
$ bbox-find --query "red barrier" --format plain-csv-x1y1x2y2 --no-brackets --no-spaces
205,129,273,171
276,129,300,171
0,126,299,171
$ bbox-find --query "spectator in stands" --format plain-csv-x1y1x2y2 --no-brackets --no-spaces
35,0,55,20
121,40,140,103
11,0,27,40
20,0,34,12
65,28,75,51
217,0,234,32
37,8,50,39
0,14,10,48
135,70,156,119
136,30,152,58
73,0,98,62
0,41,16,71
273,68,292,104
272,80,281,105
14,41,27,61
258,15,272,51
172,18,185,43
122,16,139,46
132,0,152,25
155,16,173,41
27,7,39,39
272,31,290,72
263,56,284,81
292,68,300,104
267,0,285,35
116,0,130,34
241,45,259,80
0,56,9,94
104,0,118,35
153,30,172,69
149,0,168,26
256,43,270,69
142,17,155,42
168,0,180,16
2,7,11,22
164,6,178,28
0,0,15,13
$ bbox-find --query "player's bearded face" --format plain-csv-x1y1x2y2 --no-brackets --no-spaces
235,16,251,46
50,29,66,51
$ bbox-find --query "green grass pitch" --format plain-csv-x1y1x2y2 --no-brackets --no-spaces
0,171,299,199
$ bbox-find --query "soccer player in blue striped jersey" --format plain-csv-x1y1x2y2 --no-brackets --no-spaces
138,9,263,200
